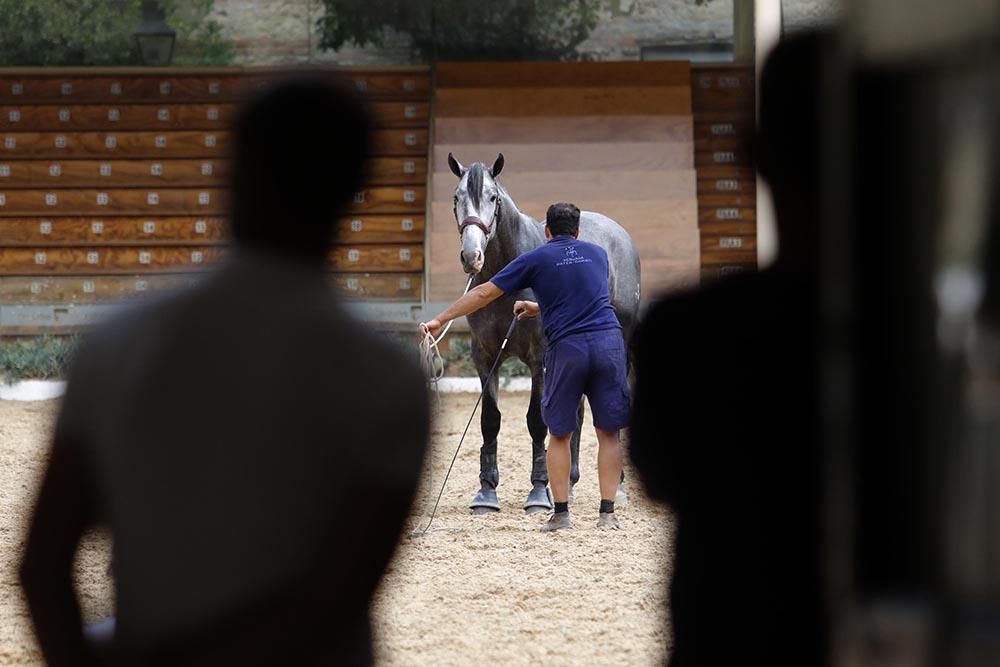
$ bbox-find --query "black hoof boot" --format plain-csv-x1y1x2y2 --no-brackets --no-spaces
523,483,553,514
470,486,500,514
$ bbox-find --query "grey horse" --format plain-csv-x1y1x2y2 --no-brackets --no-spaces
447,152,641,514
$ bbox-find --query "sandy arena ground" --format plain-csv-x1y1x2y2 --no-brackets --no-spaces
1,391,673,665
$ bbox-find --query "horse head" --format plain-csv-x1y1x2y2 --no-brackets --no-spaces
448,152,505,274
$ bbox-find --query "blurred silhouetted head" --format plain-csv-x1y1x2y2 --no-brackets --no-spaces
756,31,828,261
230,76,373,263
545,202,581,237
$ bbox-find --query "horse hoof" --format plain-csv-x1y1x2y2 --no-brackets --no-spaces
523,484,552,513
470,488,501,513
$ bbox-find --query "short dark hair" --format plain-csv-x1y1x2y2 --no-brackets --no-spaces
546,202,580,236
230,76,373,261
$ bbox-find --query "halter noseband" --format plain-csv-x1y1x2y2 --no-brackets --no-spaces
457,191,502,238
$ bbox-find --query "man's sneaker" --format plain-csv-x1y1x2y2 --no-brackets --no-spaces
540,511,572,532
597,512,622,530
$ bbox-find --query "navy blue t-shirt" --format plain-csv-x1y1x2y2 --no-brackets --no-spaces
490,235,620,345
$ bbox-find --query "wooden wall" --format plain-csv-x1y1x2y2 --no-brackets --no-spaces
0,67,430,331
691,64,757,280
429,61,699,302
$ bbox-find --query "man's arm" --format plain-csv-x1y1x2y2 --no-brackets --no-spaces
20,434,99,666
421,281,504,337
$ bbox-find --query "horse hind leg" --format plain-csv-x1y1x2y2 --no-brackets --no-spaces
470,364,502,514
524,368,552,514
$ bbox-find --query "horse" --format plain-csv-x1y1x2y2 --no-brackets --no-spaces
446,152,641,514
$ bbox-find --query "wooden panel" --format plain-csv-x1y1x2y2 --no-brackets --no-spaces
349,186,425,214
436,61,690,88
0,271,424,304
700,263,756,282
692,112,755,140
0,131,230,158
0,159,229,187
0,246,225,274
434,142,694,173
700,250,758,266
694,136,748,154
0,217,226,245
700,233,758,254
328,244,423,272
691,67,755,91
0,157,423,187
694,149,752,167
0,104,234,130
332,273,422,301
0,101,427,130
0,189,227,216
0,274,202,303
696,173,757,198
435,116,692,144
437,86,691,117
694,221,757,236
698,206,757,224
0,129,425,158
698,193,757,207
334,215,424,244
431,170,696,202
339,72,431,99
365,157,427,185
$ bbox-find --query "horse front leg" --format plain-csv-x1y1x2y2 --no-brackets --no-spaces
524,368,553,514
569,399,584,490
470,355,502,514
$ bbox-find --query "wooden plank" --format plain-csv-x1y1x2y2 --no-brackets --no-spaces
0,214,423,245
436,86,691,117
328,244,423,272
691,66,755,90
431,170,696,202
692,112,754,140
691,88,755,112
697,193,756,207
0,129,425,158
695,165,757,180
694,149,753,167
0,243,424,274
332,273,422,301
0,159,229,188
334,215,424,244
0,274,203,303
436,61,690,87
701,251,758,266
434,142,694,173
0,101,428,130
696,173,757,198
694,136,748,154
0,157,423,187
0,217,226,245
698,206,757,224
0,271,423,304
700,233,758,254
0,246,225,274
700,264,756,282
0,189,228,216
349,186,425,214
693,221,757,236
435,116,692,144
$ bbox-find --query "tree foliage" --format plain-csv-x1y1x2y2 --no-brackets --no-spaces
0,0,233,67
317,0,603,61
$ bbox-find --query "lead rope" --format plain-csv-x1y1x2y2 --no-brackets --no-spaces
419,275,474,406
412,312,520,537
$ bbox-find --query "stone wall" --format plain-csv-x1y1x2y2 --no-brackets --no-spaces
208,0,840,66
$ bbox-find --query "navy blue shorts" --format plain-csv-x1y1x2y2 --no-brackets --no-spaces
541,328,631,436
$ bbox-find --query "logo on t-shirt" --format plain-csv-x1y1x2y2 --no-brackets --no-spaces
556,244,592,267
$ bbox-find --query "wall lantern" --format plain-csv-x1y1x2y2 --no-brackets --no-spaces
133,0,176,66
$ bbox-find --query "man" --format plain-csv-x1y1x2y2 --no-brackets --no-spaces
422,202,629,532
20,78,430,665
629,33,827,664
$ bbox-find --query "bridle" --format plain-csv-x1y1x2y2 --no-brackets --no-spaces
456,188,503,239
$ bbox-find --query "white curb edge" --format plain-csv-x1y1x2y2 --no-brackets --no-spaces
0,377,529,401
0,380,67,401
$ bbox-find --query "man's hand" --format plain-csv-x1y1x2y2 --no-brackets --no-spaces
420,318,444,338
513,300,540,320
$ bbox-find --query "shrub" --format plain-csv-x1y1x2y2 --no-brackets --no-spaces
0,335,79,384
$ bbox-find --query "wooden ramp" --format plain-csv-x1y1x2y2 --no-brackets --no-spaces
428,61,698,302
0,67,430,333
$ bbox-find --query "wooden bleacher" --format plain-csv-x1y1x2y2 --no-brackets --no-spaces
0,67,429,333
690,64,758,280
428,61,699,303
